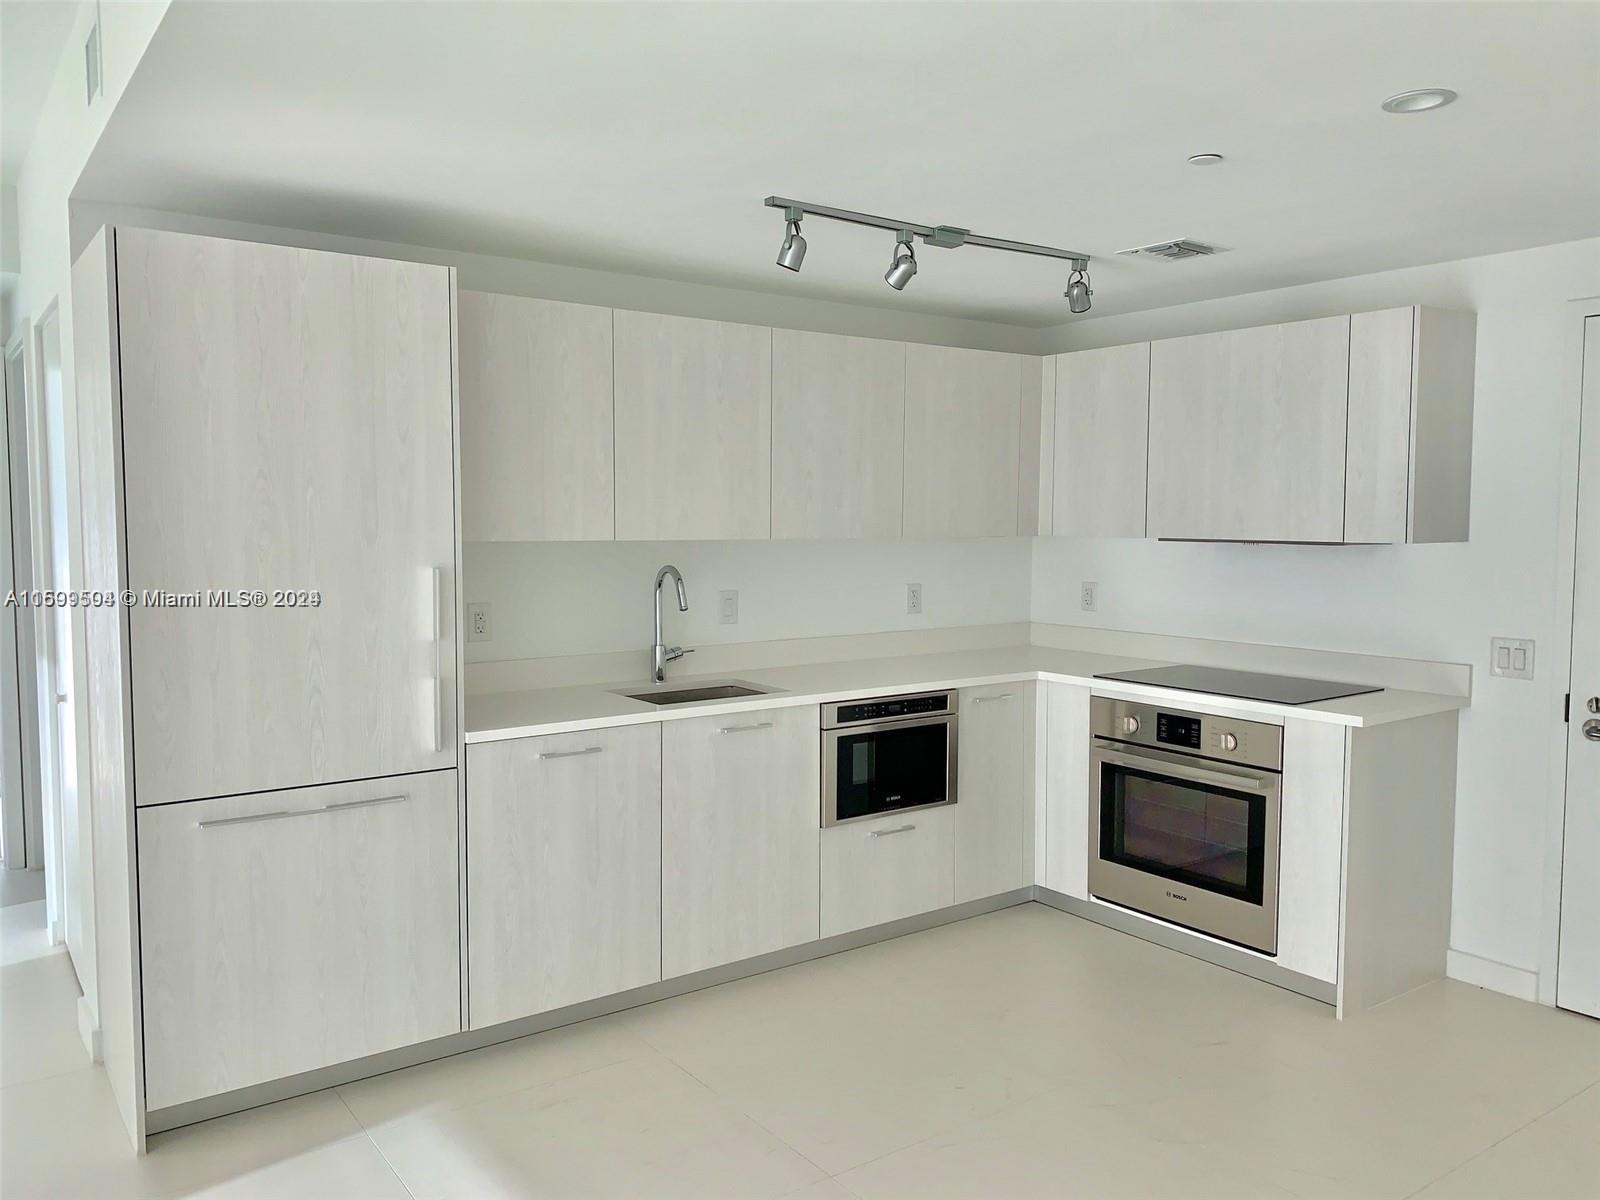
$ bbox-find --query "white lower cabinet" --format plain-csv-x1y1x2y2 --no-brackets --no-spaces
466,724,661,1029
821,808,956,938
954,683,1036,903
137,771,461,1110
661,705,821,978
1042,682,1092,899
1276,719,1346,984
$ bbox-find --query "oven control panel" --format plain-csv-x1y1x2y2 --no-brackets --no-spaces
1090,696,1283,772
825,690,955,730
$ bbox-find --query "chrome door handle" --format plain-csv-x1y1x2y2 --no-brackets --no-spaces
717,721,773,734
1583,719,1600,743
537,745,604,760
869,823,917,838
199,793,408,829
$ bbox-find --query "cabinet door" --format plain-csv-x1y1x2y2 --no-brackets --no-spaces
954,683,1035,902
661,706,820,977
1147,316,1350,542
771,330,905,539
1053,344,1150,538
138,770,460,1109
115,229,458,806
467,724,660,1029
613,311,771,540
458,292,614,541
821,807,955,938
1042,682,1091,900
903,345,1024,538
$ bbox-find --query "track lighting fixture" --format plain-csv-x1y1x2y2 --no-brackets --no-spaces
764,195,1093,306
1065,260,1092,314
883,231,917,291
775,207,806,272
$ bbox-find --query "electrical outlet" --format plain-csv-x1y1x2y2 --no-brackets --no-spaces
718,589,739,625
906,583,923,615
1489,637,1534,680
1081,581,1098,612
467,603,491,643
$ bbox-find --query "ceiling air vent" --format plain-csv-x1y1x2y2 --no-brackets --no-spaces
1117,239,1226,262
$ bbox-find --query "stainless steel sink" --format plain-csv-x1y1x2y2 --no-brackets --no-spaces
615,680,779,706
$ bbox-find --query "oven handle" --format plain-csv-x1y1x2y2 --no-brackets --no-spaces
1094,748,1271,794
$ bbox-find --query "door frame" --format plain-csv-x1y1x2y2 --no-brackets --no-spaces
2,326,32,870
1545,295,1600,1007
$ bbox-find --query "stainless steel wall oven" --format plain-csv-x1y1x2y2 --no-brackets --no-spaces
1089,697,1283,954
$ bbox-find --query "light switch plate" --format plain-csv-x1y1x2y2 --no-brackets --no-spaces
467,603,491,643
1489,637,1534,680
1081,581,1098,612
906,583,923,615
718,589,739,625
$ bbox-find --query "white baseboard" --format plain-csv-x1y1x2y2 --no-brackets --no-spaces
1446,948,1539,1003
77,995,102,1063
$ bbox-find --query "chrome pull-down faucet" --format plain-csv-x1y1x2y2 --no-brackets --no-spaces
651,564,691,683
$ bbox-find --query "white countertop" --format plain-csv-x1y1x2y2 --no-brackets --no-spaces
465,644,1468,744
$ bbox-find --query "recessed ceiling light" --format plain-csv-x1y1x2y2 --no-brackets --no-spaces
1187,153,1224,166
1381,88,1458,114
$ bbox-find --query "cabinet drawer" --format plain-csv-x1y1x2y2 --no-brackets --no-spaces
821,808,956,938
467,725,661,1029
138,771,461,1110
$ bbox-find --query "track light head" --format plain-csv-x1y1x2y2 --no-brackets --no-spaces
884,231,918,291
1065,260,1092,314
776,211,807,272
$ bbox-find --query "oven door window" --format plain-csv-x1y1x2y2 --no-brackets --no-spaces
832,722,950,823
1100,764,1265,905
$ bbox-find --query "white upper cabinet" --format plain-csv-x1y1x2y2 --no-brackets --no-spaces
1147,315,1351,544
771,330,905,539
114,229,458,805
903,344,1025,538
458,292,615,541
613,311,772,540
1052,343,1151,538
1345,307,1477,544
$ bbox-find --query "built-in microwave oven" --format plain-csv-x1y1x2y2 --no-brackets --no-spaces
1089,696,1283,955
821,691,958,827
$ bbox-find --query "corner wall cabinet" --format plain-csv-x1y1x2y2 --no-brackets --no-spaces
1051,343,1151,538
1140,307,1475,544
73,227,463,1146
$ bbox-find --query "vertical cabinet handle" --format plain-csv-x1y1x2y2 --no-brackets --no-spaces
433,565,446,754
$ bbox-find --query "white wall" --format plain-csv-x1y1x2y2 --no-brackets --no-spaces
1033,237,1600,989
464,539,1032,664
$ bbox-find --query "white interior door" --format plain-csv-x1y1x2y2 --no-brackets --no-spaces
4,333,43,875
1,339,27,869
1559,314,1600,1019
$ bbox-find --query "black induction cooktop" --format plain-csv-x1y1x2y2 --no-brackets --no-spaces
1092,664,1382,705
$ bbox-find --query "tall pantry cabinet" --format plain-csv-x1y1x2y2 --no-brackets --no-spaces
73,227,464,1146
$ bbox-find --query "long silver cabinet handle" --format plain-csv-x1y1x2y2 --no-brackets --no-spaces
199,793,408,829
432,565,447,754
869,824,917,838
970,693,1015,704
717,721,774,734
537,746,605,760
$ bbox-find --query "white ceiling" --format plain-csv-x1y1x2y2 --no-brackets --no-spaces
75,1,1600,326
2,0,83,184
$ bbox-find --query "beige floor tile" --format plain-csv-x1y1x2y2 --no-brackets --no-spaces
0,1068,363,1200
148,1135,411,1200
337,1010,652,1132
1410,1082,1600,1199
0,947,88,1086
837,1083,1296,1200
0,898,52,964
367,1052,826,1200
783,1179,861,1199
